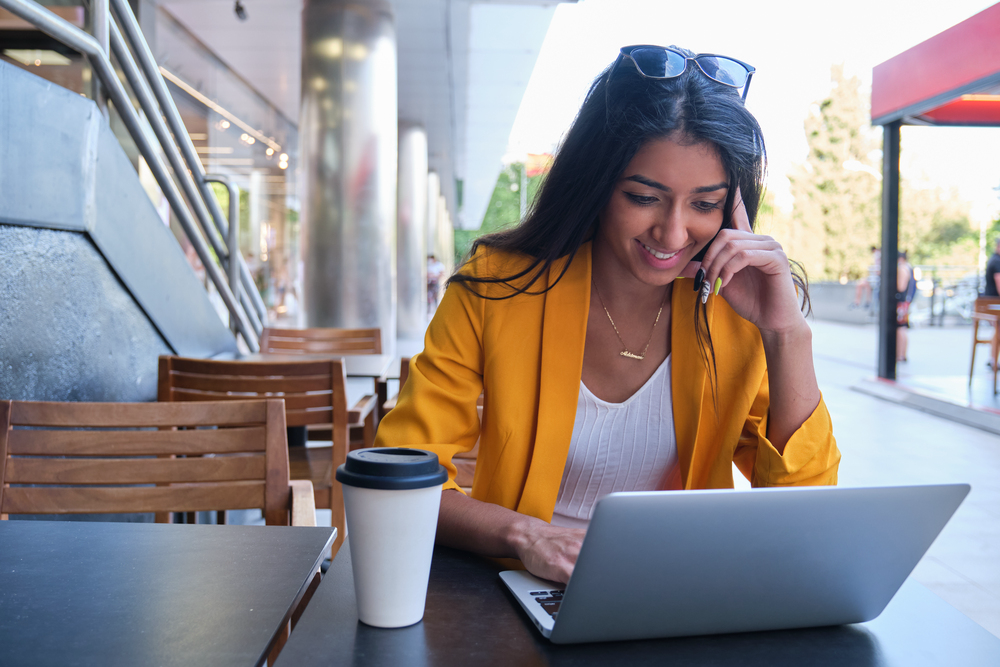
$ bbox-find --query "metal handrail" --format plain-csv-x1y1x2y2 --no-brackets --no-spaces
0,0,261,351
110,0,267,332
205,174,244,335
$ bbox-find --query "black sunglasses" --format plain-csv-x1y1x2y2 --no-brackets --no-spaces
612,45,755,102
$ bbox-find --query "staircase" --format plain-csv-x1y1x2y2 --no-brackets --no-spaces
0,1,262,402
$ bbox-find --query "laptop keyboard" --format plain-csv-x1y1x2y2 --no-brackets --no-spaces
530,589,564,618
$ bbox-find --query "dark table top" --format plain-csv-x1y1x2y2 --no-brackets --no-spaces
0,520,336,667
276,538,1000,666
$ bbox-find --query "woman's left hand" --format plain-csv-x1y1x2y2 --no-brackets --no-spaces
682,188,820,453
684,189,806,337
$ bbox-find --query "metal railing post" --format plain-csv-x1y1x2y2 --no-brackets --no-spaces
205,175,241,334
91,0,108,114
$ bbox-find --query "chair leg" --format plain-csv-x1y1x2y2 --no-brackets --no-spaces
330,481,345,561
993,332,999,395
267,620,290,666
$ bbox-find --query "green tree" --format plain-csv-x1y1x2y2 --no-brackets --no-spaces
454,162,545,264
785,65,977,279
787,65,882,282
900,185,975,266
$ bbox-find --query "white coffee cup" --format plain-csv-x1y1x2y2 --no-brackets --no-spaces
335,448,448,628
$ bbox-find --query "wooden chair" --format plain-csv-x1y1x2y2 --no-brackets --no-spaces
0,399,314,527
970,297,1000,393
260,326,390,424
0,397,319,664
158,356,376,556
260,327,382,355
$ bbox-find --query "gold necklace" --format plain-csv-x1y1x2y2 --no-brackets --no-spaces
592,280,668,360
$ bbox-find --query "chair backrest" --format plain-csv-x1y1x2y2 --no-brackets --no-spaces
158,356,349,431
974,296,1000,316
260,327,382,355
0,399,291,525
399,357,410,390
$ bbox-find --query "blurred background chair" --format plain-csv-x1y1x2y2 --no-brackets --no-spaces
157,356,375,555
969,297,1000,393
260,326,390,425
0,398,314,527
260,327,381,355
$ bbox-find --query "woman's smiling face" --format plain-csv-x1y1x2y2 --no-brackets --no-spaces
595,135,728,288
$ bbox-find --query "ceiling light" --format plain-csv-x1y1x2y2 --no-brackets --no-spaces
315,38,343,59
4,49,72,66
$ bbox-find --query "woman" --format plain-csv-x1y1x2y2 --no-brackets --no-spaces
375,45,840,584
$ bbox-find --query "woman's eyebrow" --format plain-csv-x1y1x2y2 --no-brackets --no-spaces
692,182,729,194
623,174,669,192
623,175,729,195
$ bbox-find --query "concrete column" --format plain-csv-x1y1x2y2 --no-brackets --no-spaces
300,0,397,353
397,124,428,339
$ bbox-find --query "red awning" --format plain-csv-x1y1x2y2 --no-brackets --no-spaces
871,3,1000,127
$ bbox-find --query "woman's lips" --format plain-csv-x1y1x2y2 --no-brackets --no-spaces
636,239,685,269
641,241,678,260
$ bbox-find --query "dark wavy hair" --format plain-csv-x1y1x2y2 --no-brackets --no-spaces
449,46,807,388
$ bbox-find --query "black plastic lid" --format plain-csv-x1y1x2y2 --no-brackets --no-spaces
335,448,448,490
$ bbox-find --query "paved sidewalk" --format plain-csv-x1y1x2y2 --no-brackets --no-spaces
810,317,1000,638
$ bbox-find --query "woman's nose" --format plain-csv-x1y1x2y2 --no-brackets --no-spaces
650,205,688,250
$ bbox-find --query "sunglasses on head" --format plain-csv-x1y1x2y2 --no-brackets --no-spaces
612,45,755,102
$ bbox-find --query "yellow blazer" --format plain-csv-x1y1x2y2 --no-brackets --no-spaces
375,243,840,522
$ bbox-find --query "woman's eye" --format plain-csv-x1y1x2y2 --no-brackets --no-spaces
625,192,658,206
694,201,723,213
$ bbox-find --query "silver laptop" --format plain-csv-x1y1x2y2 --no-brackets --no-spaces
500,484,969,644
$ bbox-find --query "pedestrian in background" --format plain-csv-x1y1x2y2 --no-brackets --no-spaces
983,238,1000,297
896,251,915,362
427,254,446,314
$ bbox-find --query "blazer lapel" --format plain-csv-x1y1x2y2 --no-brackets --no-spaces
516,244,591,520
671,279,711,489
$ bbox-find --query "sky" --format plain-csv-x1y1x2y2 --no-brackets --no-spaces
506,0,1000,225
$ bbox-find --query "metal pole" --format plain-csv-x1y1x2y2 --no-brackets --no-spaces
91,0,108,114
206,175,241,334
878,121,901,380
109,0,267,331
108,22,228,259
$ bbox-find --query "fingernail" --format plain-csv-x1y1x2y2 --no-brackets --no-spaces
693,268,705,291
700,280,710,305
713,277,722,296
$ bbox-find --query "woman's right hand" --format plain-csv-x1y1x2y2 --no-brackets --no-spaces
437,489,585,584
510,519,586,584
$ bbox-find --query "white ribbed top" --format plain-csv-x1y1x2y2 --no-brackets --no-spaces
551,356,677,529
